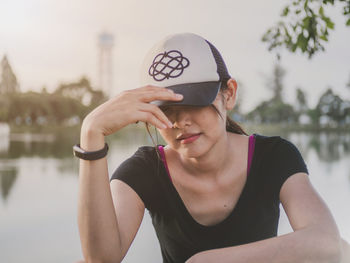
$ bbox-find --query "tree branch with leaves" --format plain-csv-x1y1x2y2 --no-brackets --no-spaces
262,0,350,58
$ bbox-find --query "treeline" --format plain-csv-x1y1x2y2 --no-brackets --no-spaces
0,78,106,126
0,80,105,126
0,55,106,126
239,64,350,128
0,55,349,129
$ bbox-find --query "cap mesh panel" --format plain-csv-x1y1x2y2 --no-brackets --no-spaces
205,40,231,82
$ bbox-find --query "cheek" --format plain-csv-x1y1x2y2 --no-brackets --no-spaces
158,129,175,144
201,109,224,129
202,114,227,141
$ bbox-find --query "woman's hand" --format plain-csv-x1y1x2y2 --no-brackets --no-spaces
81,85,183,137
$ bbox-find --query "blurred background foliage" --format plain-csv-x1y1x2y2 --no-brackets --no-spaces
0,54,349,133
0,55,107,132
262,0,350,58
1,0,350,133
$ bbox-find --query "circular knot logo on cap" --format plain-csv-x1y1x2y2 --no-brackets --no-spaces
148,50,190,81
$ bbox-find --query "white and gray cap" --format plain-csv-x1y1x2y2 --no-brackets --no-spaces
140,32,231,107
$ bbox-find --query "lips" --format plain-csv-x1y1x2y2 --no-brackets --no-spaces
176,133,200,140
176,133,202,144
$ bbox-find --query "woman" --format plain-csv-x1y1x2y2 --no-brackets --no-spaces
75,33,350,263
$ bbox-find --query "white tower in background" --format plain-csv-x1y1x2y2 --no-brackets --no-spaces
98,32,114,97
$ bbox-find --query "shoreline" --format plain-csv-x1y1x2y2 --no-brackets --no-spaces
6,123,350,135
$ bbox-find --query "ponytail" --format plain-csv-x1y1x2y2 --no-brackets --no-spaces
210,104,247,135
226,116,247,135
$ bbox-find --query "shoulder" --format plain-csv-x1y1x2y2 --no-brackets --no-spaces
254,133,288,146
113,145,158,172
254,133,302,159
110,146,161,210
132,145,159,160
111,145,159,179
253,133,309,199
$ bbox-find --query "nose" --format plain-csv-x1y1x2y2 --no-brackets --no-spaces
172,107,192,129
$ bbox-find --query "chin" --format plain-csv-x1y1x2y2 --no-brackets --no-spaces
176,142,211,159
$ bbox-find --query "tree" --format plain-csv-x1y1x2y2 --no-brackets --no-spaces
316,87,348,125
0,55,20,94
247,100,297,124
247,63,298,124
295,87,308,112
54,76,106,107
262,0,350,58
268,63,286,102
0,91,89,125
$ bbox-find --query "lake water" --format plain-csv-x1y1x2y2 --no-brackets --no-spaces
0,129,349,263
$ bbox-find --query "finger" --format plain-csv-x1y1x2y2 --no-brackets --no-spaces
137,111,168,130
138,85,169,91
130,85,170,94
140,90,183,103
139,103,173,128
122,86,183,103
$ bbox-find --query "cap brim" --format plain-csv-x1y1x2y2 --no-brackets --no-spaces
151,81,221,107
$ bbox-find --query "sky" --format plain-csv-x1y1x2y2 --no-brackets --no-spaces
0,0,349,112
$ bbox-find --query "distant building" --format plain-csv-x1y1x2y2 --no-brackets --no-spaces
98,32,114,97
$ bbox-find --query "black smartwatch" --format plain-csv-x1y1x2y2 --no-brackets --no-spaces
73,143,109,160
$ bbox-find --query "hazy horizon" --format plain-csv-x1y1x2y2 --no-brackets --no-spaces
1,0,349,112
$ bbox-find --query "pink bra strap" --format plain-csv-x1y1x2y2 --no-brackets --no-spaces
247,134,256,176
158,146,172,182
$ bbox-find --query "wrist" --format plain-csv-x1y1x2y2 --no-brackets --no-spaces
73,143,109,160
81,120,105,151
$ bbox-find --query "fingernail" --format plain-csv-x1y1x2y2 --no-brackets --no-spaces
176,94,183,99
168,121,173,128
160,123,167,129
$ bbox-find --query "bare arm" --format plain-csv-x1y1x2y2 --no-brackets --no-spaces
186,173,343,263
341,239,350,262
78,129,124,263
77,86,182,263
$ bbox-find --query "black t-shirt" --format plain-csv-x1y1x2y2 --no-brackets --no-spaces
110,133,309,263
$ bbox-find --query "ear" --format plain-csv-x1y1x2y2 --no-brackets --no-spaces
223,78,237,110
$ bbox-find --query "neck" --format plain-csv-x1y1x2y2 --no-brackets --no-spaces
179,132,238,180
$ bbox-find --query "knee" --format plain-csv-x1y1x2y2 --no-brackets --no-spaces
341,239,350,262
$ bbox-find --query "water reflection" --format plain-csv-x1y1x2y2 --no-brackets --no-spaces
0,130,349,205
0,137,9,153
0,127,151,203
1,134,78,159
0,166,18,201
309,133,350,162
0,130,349,262
278,132,350,163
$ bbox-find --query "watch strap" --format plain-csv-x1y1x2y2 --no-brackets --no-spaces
73,143,109,160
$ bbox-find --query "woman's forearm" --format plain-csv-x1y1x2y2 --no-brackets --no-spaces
77,126,122,263
77,87,181,263
187,227,342,263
